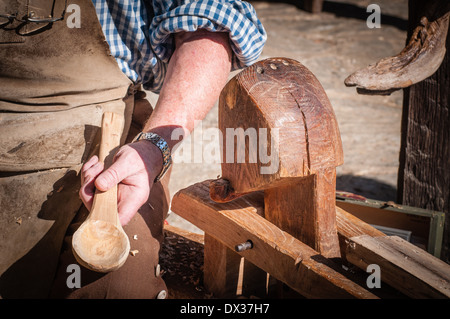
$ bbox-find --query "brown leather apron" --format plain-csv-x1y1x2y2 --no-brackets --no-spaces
0,0,168,298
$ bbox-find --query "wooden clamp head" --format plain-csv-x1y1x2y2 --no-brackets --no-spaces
212,57,344,258
218,57,343,193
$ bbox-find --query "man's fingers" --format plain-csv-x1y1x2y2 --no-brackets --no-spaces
94,154,133,192
82,155,99,171
79,160,104,210
94,146,146,192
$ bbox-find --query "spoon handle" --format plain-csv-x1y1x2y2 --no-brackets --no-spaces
89,112,124,224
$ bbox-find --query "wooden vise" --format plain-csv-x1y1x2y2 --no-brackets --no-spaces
212,57,343,259
172,57,377,298
171,57,450,299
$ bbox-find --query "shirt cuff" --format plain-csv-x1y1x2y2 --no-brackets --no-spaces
149,1,267,71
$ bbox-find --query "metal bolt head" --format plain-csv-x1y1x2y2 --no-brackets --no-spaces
235,240,253,252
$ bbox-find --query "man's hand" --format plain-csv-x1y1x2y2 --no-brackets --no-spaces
79,140,162,225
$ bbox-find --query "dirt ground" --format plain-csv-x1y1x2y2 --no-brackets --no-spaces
156,0,410,299
154,0,408,233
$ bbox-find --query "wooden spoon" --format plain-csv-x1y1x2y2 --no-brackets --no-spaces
72,112,130,272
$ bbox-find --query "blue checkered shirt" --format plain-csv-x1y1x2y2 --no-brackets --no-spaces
91,0,267,93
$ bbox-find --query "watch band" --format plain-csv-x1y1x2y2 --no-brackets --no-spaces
134,132,172,182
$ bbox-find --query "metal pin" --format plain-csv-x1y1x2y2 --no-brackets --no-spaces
235,240,253,252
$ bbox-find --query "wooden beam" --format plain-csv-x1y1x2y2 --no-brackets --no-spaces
171,181,377,299
335,206,385,239
346,234,450,298
335,205,386,261
211,179,387,255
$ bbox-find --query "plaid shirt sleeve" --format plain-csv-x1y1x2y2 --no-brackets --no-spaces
150,1,267,70
92,0,267,93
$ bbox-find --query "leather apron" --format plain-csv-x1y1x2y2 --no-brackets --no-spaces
0,0,168,298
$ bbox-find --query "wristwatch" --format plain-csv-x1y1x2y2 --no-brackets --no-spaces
134,132,172,182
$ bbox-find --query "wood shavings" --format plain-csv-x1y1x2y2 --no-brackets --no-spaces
130,249,139,256
160,229,205,298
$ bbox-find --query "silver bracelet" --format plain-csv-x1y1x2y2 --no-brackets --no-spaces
134,132,172,182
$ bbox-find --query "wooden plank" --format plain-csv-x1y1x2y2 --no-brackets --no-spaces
336,206,386,239
335,206,386,262
346,235,450,298
209,178,386,256
171,181,377,299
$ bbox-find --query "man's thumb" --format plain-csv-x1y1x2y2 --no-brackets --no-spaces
95,165,122,191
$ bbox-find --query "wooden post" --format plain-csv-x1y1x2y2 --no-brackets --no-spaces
203,234,241,298
264,168,340,258
397,0,450,262
304,0,324,14
204,234,272,298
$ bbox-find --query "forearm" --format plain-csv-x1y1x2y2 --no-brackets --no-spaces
143,30,232,151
